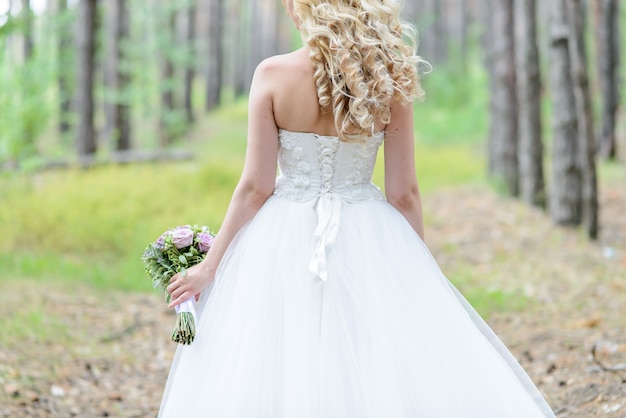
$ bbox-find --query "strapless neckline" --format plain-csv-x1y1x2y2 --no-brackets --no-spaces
278,128,384,140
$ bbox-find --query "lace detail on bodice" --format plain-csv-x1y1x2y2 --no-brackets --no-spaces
274,130,385,203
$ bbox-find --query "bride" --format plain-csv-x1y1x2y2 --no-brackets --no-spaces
159,0,555,416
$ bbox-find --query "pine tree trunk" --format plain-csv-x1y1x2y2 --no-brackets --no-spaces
76,0,98,156
449,0,468,71
567,0,598,239
22,0,33,60
159,9,176,147
432,0,446,65
549,0,581,225
515,0,545,208
488,0,519,196
19,0,35,155
206,0,224,109
184,3,196,123
105,0,131,151
480,0,494,70
276,1,292,55
245,0,261,93
260,0,279,59
117,0,131,151
233,0,248,97
402,0,419,24
482,0,496,173
596,0,620,160
57,0,72,136
419,0,435,61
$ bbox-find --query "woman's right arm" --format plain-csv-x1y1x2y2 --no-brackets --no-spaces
383,99,425,241
166,59,280,308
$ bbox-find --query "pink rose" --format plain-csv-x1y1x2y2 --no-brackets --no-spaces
197,232,214,253
171,226,194,249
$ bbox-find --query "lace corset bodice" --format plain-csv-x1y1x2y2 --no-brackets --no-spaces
273,129,386,282
274,129,385,203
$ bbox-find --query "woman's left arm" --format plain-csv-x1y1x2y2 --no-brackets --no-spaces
167,59,279,308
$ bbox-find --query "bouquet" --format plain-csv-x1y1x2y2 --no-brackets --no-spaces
142,225,214,344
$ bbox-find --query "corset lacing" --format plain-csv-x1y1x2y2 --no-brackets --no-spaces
310,135,341,282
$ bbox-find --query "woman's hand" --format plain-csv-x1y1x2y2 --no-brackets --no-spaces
166,263,214,309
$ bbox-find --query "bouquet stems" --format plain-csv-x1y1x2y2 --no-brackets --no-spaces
172,298,197,345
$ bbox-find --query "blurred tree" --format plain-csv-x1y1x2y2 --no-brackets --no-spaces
228,0,298,97
481,0,496,130
206,0,224,110
594,0,620,160
105,0,132,151
447,0,468,71
432,0,445,64
276,2,292,55
245,0,260,92
515,0,545,208
159,5,176,147
57,0,72,136
183,0,196,123
260,0,280,60
419,0,446,65
21,0,33,60
233,0,248,96
549,0,581,226
488,0,518,196
402,0,419,25
76,0,98,156
19,0,35,154
567,0,598,239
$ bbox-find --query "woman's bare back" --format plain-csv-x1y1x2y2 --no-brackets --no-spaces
269,48,386,137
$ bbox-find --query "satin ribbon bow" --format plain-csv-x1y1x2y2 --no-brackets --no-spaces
309,192,342,282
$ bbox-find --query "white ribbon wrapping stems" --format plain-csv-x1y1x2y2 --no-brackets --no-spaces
174,297,198,323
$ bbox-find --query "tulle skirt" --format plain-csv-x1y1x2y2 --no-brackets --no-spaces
158,195,554,417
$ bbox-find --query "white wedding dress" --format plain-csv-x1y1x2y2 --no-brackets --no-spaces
159,130,555,417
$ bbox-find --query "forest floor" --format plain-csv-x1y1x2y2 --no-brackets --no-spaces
1,180,625,417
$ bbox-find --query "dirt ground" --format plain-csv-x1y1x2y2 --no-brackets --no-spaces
1,182,625,417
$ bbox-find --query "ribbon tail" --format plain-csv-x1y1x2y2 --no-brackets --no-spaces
309,193,342,282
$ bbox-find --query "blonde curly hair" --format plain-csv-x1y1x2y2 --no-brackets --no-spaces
291,0,426,141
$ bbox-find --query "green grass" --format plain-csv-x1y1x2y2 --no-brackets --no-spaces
0,160,241,291
462,288,528,317
448,268,529,317
599,159,626,181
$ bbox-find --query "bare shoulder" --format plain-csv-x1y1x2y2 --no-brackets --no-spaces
253,49,311,85
254,48,322,131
